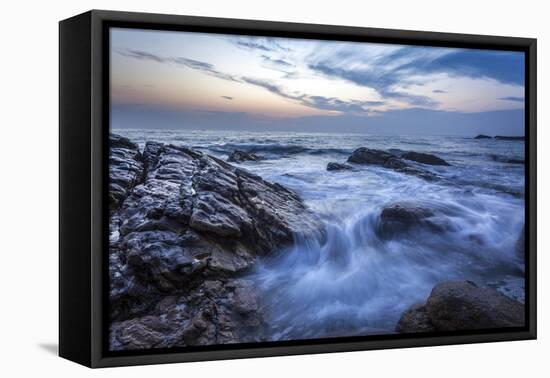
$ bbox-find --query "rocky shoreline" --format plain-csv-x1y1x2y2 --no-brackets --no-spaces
108,134,321,350
109,133,525,350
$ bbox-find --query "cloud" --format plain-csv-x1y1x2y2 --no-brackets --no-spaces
497,96,524,102
234,38,293,53
119,49,374,115
260,55,294,67
118,49,239,82
235,41,272,52
307,46,524,108
432,89,447,93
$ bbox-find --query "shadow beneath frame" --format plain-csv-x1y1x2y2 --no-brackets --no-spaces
38,343,59,356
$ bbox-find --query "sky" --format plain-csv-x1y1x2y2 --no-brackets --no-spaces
110,28,525,136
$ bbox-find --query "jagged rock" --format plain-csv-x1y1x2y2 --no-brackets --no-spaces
474,134,492,139
347,147,436,180
109,135,143,209
396,281,525,333
327,162,353,171
402,151,450,166
376,204,446,238
108,134,321,348
227,150,262,163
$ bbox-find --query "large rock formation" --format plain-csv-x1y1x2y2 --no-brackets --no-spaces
396,281,525,333
108,134,321,350
347,147,437,180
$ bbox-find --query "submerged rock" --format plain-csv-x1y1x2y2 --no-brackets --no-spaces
396,281,525,333
376,204,445,238
347,147,436,180
108,134,321,348
327,162,353,171
402,151,450,166
227,149,262,163
474,134,492,139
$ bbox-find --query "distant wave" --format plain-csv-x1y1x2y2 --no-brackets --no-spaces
204,143,352,157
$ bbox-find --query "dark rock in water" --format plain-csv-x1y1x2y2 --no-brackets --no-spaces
109,134,143,210
377,204,445,238
327,162,353,171
347,147,436,180
108,134,321,348
227,149,262,163
395,303,435,333
396,281,525,333
495,136,525,141
490,154,524,165
515,225,525,260
402,151,450,166
474,134,492,139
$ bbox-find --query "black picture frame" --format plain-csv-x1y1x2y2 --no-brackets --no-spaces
59,9,537,368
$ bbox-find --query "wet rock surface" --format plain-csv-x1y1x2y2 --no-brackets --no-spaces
376,204,447,238
227,149,263,163
108,134,321,350
326,162,353,171
347,147,438,180
396,281,525,333
402,151,450,166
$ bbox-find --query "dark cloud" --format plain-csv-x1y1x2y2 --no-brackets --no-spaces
235,41,272,52
497,96,524,102
432,89,447,93
221,96,234,100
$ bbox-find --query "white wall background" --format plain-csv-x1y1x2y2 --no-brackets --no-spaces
0,0,546,376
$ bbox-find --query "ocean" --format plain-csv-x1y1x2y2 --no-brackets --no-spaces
114,128,525,341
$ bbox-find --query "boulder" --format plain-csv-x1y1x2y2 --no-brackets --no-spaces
327,162,353,171
396,281,525,333
347,147,435,180
474,134,492,139
402,151,450,166
227,149,262,163
377,204,445,238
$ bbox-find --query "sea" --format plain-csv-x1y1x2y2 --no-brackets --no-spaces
114,128,526,341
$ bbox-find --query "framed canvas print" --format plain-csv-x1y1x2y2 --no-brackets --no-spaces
59,10,536,368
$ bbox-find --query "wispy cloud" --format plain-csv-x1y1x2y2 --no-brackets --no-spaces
233,37,293,53
432,89,447,94
260,55,294,67
118,49,374,115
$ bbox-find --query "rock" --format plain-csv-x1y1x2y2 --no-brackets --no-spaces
474,134,492,139
327,162,353,171
395,303,435,333
377,204,445,238
495,136,525,141
402,151,450,166
227,150,262,163
110,279,265,350
347,147,435,180
108,134,321,348
109,134,143,209
396,281,525,333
